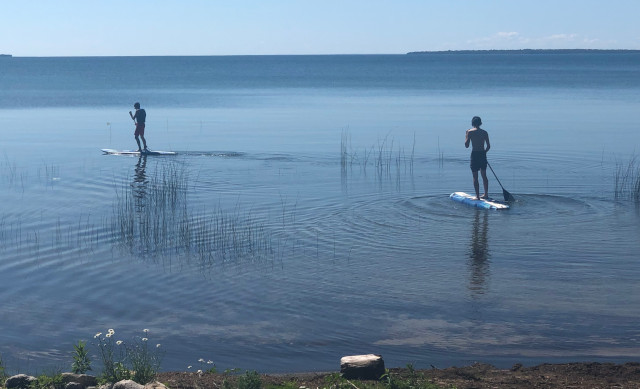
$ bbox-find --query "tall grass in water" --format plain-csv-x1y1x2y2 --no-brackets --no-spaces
614,155,640,202
340,129,415,174
111,162,275,265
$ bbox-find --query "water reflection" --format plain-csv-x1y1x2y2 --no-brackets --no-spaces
132,155,148,210
468,210,491,297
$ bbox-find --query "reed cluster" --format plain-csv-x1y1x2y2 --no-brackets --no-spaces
340,129,415,175
111,162,275,265
614,155,640,202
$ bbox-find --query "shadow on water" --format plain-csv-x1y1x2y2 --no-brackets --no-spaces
468,210,490,298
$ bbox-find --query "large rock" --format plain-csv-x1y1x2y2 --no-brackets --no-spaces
144,382,168,389
5,374,37,389
113,380,145,389
340,354,385,380
61,373,98,388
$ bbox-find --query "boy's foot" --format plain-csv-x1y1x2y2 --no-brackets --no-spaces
480,194,489,199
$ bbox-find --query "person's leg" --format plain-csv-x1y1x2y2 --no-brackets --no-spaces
135,135,142,151
472,170,480,200
140,134,147,150
480,168,489,198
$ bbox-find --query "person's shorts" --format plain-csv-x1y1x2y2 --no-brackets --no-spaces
470,150,487,172
134,123,145,136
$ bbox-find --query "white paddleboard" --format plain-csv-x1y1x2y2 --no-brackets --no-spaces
450,192,510,210
101,149,176,156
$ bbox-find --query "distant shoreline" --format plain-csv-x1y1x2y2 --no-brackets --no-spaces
407,49,640,55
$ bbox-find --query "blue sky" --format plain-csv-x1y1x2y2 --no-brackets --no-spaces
1,0,639,56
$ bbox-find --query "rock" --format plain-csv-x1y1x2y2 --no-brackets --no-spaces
340,354,385,380
5,374,37,389
65,383,84,389
61,373,98,388
144,382,168,389
113,380,145,389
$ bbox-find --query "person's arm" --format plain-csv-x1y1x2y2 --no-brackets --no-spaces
129,110,136,123
465,129,471,148
484,132,491,153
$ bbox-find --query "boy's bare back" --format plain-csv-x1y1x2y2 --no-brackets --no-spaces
465,128,490,152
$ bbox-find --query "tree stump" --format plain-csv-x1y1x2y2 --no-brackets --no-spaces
340,354,385,380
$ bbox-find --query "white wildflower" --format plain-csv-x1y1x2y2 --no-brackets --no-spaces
142,337,148,342
187,366,192,369
198,358,205,363
106,333,112,338
116,340,123,345
156,344,161,348
108,329,115,335
143,329,149,333
207,360,214,364
94,332,102,338
197,370,203,376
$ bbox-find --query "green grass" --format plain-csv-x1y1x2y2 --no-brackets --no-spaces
614,154,640,202
110,161,276,265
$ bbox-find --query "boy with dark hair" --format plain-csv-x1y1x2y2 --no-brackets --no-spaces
465,116,491,200
129,102,148,152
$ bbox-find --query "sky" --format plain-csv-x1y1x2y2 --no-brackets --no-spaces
1,0,639,56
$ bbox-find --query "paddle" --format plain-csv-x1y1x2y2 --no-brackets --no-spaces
487,162,515,202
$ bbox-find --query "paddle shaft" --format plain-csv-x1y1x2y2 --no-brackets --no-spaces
487,161,514,201
487,162,506,189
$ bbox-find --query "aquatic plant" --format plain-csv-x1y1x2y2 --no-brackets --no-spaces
340,129,416,175
614,154,640,202
110,161,276,266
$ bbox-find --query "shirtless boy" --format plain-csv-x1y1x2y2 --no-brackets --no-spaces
129,102,148,152
465,116,491,200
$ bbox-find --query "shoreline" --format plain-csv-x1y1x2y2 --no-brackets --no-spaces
155,361,640,388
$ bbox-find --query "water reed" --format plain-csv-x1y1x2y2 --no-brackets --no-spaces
111,162,276,266
340,129,416,175
614,154,640,202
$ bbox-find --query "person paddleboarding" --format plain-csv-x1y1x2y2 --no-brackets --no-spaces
129,102,148,152
465,116,491,200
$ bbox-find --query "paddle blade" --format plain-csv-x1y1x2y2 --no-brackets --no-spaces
503,188,515,202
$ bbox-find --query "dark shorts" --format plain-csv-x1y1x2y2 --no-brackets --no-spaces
134,123,145,137
470,150,487,172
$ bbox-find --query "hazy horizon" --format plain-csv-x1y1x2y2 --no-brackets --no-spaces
1,1,639,57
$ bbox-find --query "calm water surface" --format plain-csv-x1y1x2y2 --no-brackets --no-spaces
1,53,639,373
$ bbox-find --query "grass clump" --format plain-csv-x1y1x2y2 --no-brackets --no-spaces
94,328,163,385
237,370,262,389
29,373,64,389
614,154,640,202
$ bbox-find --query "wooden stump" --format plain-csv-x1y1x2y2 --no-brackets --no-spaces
340,354,385,380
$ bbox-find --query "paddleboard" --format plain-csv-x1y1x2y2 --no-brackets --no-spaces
101,149,176,156
450,192,510,210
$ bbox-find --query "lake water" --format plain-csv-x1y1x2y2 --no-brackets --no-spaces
1,52,640,374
